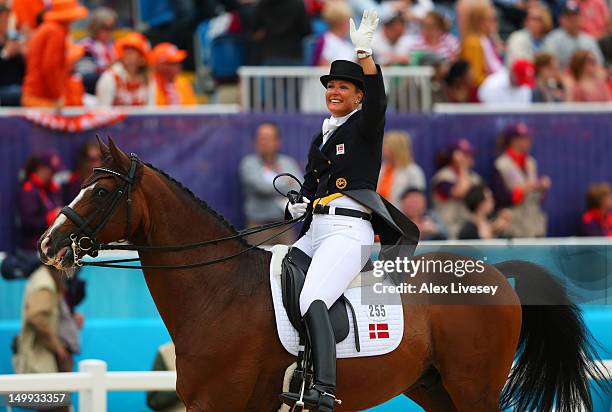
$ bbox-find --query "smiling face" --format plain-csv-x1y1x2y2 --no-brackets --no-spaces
325,79,364,117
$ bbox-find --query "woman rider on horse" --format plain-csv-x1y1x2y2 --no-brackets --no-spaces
280,10,419,412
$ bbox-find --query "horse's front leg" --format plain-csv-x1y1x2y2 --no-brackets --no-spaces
176,352,257,411
177,346,288,411
245,360,297,412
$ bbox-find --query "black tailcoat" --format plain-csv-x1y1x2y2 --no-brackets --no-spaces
292,65,420,253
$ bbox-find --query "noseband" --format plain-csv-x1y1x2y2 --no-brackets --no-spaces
60,154,139,263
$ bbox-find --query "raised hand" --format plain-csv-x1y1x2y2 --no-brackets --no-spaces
349,9,379,56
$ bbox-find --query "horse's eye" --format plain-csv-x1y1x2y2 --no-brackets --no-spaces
96,188,108,198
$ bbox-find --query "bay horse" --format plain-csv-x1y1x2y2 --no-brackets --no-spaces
38,138,608,412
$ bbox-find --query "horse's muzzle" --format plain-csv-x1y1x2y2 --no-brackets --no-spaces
38,234,73,269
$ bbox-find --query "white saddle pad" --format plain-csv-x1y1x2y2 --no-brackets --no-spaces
269,245,404,358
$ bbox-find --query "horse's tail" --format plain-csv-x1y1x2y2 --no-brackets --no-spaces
495,260,610,412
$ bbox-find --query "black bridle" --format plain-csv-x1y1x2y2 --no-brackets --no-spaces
59,155,304,269
61,153,139,262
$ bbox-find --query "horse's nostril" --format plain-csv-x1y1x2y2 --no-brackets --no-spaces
40,237,51,256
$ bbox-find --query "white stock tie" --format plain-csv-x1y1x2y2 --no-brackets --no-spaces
321,117,341,146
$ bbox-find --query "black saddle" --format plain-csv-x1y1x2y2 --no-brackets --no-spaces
281,247,365,351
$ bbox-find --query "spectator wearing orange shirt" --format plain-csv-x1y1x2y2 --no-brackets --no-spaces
150,42,196,106
21,0,88,108
96,32,152,106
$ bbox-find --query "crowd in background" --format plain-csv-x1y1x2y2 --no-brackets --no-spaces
1,122,607,275
239,121,611,242
0,0,197,108
3,0,612,107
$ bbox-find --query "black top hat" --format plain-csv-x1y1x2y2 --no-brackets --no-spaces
320,60,365,91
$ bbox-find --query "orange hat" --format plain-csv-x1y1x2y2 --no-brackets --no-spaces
150,42,187,65
115,32,151,59
44,0,88,22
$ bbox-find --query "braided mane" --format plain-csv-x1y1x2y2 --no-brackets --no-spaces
144,162,250,247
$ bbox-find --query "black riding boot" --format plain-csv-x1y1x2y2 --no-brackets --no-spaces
280,300,338,412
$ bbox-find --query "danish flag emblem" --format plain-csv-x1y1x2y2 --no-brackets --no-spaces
369,323,389,339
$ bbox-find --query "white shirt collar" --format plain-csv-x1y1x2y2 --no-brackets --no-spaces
331,107,360,125
321,107,360,145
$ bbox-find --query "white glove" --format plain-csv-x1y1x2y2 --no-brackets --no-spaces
288,198,310,219
349,9,380,57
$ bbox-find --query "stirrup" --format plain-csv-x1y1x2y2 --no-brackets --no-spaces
280,386,342,411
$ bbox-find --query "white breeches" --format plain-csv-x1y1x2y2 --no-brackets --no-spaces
294,212,374,316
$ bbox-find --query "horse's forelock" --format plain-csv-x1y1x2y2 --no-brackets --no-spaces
79,154,114,188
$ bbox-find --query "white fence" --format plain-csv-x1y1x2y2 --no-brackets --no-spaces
238,66,434,113
0,360,175,412
1,359,611,412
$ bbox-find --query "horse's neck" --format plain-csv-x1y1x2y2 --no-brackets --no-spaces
134,173,267,342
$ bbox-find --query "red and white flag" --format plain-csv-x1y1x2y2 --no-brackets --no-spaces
369,323,389,339
21,109,126,132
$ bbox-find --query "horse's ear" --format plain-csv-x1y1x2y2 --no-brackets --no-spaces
108,137,130,170
96,135,110,156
